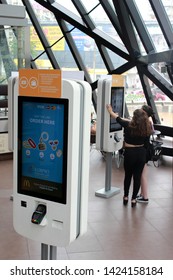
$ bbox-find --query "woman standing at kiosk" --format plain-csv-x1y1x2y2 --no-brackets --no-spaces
136,105,154,203
106,105,152,207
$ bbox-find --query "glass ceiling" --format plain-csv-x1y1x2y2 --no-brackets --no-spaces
1,0,173,128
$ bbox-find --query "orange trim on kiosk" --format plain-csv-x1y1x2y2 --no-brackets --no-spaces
112,74,124,87
19,69,62,98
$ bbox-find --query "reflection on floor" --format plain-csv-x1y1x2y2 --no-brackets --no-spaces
0,149,172,260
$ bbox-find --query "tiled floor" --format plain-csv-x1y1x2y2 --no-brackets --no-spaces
0,148,172,260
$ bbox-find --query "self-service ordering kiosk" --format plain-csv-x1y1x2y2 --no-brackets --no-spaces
95,75,125,198
8,71,91,250
96,76,125,153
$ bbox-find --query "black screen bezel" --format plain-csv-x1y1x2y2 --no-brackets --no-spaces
110,87,124,132
17,96,68,204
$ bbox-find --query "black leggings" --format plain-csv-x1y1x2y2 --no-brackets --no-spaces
123,146,146,200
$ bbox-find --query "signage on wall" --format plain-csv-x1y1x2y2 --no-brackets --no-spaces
19,69,62,98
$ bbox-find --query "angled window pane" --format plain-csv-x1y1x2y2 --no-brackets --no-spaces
52,43,78,70
134,0,169,52
70,28,106,81
161,0,173,21
107,49,127,69
94,18,123,45
152,62,172,88
42,25,65,51
6,0,22,4
53,0,81,16
80,0,100,11
30,26,44,53
125,67,147,111
150,63,172,101
33,52,53,69
130,23,147,56
82,1,123,45
0,26,19,83
30,0,56,23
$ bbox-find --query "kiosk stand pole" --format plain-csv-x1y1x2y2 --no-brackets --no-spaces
50,245,57,260
41,243,49,260
41,244,57,260
95,152,120,198
105,152,112,192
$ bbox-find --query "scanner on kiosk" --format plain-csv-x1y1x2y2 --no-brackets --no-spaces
31,204,46,225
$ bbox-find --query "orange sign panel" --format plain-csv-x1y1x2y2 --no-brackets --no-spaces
112,74,124,87
19,69,62,98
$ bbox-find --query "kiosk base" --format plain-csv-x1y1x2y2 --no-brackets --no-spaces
95,187,120,198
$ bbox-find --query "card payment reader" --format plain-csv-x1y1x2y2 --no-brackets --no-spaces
31,204,47,225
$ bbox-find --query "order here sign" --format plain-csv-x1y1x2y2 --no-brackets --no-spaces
19,69,62,98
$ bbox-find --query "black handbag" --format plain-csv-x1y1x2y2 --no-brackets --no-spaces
146,140,163,167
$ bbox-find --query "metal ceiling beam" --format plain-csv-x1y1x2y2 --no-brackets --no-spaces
137,65,160,124
138,49,173,64
95,45,114,73
99,0,123,39
147,66,173,101
57,19,92,82
112,0,140,58
35,0,130,61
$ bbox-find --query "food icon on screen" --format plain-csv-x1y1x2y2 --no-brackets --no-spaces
49,140,53,146
23,138,36,149
38,139,46,151
56,149,62,157
50,153,55,160
23,140,31,149
39,151,44,159
49,139,59,151
26,150,30,156
38,132,49,150
28,138,36,148
52,145,57,151
41,132,49,141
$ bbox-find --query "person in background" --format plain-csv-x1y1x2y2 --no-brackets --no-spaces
136,105,155,203
90,112,97,147
90,112,96,135
106,105,152,207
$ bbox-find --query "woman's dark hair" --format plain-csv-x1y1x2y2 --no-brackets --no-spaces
142,105,154,117
129,109,152,137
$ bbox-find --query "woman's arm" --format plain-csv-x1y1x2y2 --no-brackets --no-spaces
106,104,119,119
106,104,129,127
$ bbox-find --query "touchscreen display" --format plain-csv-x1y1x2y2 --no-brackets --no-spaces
18,96,68,204
110,87,124,132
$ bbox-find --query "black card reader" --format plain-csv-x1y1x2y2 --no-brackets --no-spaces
31,204,46,224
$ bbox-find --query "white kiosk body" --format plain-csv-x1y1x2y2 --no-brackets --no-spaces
11,71,91,247
96,76,125,153
95,75,125,198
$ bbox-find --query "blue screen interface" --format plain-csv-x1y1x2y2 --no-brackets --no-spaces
18,98,68,203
